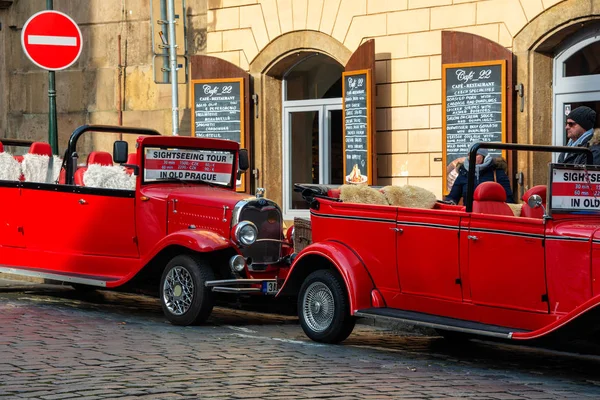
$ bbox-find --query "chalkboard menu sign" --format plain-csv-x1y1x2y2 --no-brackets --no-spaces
343,70,372,185
191,77,245,191
442,60,506,194
191,78,244,144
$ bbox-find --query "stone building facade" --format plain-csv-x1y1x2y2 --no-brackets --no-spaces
2,0,600,219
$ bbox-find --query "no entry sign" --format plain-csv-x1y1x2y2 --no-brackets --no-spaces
21,10,82,71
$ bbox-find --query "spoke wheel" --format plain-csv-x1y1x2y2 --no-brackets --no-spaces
163,266,195,316
298,269,355,344
160,255,214,326
303,282,335,333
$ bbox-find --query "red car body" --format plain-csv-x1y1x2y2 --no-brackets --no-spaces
0,125,293,325
280,143,600,345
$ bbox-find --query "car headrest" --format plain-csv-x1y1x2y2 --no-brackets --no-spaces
474,182,506,202
87,151,113,166
0,142,3,152
126,153,137,164
29,142,52,157
522,185,547,202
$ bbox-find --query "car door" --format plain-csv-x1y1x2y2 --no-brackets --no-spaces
466,213,548,313
20,184,138,276
0,184,24,249
395,208,463,302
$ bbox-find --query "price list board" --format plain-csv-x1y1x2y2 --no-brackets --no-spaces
192,78,244,143
442,60,506,194
191,77,245,191
342,70,372,185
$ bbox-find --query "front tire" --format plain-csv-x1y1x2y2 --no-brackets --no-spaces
160,255,215,326
298,269,355,344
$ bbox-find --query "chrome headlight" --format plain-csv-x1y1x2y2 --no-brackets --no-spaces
234,221,258,246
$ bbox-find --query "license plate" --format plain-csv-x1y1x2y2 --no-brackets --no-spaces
262,281,278,294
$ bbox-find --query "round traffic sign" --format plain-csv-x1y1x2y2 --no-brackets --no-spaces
21,10,82,71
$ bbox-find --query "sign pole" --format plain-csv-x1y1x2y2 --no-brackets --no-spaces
46,0,58,155
167,0,179,135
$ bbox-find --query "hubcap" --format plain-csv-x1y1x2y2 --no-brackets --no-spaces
302,282,334,333
163,266,194,315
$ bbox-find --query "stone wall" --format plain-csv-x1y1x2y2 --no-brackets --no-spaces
0,0,207,155
205,0,566,198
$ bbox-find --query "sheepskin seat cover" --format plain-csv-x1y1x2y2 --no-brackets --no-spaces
21,154,62,183
507,203,523,217
339,184,388,205
83,164,135,190
0,152,22,181
382,185,437,209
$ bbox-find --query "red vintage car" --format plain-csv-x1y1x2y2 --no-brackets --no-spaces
279,143,600,345
0,125,293,325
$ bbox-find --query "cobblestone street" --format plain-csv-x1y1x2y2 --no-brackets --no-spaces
1,282,600,399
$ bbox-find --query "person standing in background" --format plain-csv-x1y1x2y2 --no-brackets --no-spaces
558,106,600,165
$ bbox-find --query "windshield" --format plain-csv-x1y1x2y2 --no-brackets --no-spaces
143,146,235,187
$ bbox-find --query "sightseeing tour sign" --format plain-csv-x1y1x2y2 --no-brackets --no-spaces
144,147,235,186
550,165,600,213
21,10,83,71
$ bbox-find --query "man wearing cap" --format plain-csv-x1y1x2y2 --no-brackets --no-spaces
558,106,600,165
445,148,513,205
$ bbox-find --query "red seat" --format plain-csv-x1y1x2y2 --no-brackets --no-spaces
472,182,514,216
0,142,3,152
74,151,114,186
29,142,52,156
126,153,137,164
521,185,547,218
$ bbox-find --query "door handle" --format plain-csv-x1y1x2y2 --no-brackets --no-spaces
172,199,178,213
467,235,478,241
391,227,403,233
78,199,87,205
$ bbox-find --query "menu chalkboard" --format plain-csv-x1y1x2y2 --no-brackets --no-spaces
442,60,506,193
191,78,244,144
343,70,371,185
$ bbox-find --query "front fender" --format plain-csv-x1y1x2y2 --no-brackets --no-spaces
277,240,375,313
141,229,232,266
512,294,600,340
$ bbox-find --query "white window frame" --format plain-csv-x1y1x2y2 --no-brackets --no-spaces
552,31,600,160
281,85,342,219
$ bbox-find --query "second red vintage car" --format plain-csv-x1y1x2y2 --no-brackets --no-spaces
279,143,600,345
0,125,293,325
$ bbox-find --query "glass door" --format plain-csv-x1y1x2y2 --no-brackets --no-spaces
553,93,600,161
282,101,342,218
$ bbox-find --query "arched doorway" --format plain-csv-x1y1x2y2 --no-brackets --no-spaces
281,53,344,218
553,24,600,157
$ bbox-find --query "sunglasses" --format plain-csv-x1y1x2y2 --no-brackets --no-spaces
566,121,577,127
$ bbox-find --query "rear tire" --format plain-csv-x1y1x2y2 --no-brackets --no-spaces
160,255,215,326
298,269,355,344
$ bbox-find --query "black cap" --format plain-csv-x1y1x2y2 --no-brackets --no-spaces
567,106,596,131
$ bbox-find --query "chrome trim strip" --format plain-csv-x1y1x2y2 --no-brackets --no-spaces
469,227,544,239
546,235,590,242
205,279,276,287
0,266,108,287
311,211,396,224
354,311,512,339
211,287,262,293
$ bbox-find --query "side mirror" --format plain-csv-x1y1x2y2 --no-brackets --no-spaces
527,194,543,209
113,140,128,164
238,149,249,172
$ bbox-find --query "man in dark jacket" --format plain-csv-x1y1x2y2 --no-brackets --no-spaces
558,106,600,165
445,148,513,205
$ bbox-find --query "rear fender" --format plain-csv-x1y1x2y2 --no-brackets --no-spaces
512,294,600,340
277,240,375,313
141,229,232,266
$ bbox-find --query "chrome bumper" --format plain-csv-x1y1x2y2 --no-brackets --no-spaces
205,279,277,294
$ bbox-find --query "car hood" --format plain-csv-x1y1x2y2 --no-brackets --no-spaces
141,184,253,209
552,219,600,239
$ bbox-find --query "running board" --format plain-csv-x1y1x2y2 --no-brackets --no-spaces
0,266,113,287
354,308,528,339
